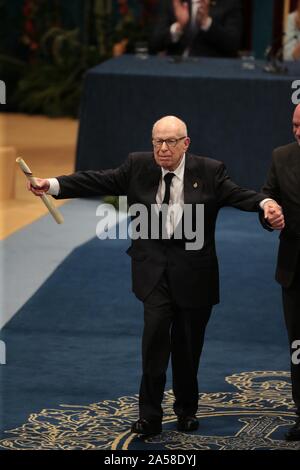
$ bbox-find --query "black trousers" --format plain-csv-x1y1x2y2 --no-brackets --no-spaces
282,261,300,415
139,271,212,422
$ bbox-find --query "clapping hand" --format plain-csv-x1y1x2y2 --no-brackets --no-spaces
196,0,210,28
172,0,190,29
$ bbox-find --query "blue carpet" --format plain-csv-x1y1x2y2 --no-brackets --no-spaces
0,208,296,450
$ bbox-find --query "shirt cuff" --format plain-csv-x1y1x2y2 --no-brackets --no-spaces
170,22,183,42
200,17,212,31
47,178,60,196
259,198,274,209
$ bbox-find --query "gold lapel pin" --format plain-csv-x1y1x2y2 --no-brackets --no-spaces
193,182,198,188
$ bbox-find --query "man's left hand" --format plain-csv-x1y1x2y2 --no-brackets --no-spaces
197,0,211,28
263,201,285,230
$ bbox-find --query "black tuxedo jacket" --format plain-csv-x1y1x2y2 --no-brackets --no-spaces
261,142,300,288
150,0,242,57
55,152,265,307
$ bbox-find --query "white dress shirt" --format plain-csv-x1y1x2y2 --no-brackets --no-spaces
156,154,185,238
47,178,60,196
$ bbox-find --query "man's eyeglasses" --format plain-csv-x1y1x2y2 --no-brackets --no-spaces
152,136,187,148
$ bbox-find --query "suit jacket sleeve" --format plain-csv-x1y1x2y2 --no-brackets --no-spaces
199,0,242,56
261,151,281,203
53,154,132,199
259,151,282,231
215,162,265,211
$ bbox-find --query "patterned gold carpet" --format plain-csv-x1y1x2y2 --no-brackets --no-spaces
1,371,300,450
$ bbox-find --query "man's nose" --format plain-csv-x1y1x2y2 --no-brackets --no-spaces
161,141,168,151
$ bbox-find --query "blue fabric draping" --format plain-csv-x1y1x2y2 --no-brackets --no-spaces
76,55,300,189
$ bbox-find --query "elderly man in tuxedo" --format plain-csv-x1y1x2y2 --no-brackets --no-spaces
261,104,300,441
28,116,283,436
150,0,243,57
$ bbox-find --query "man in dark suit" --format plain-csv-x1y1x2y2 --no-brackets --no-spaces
29,116,283,436
261,104,300,441
150,0,243,57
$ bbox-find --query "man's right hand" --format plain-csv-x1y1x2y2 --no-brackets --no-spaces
173,0,189,29
27,178,50,196
263,200,285,230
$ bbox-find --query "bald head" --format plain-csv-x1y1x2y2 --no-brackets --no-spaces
152,115,190,171
152,116,188,138
293,105,300,145
294,104,300,121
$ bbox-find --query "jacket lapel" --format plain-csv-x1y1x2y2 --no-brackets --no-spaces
140,152,204,206
143,155,161,206
184,153,203,205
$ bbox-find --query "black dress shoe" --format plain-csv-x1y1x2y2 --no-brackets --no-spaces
131,418,162,435
285,417,300,441
177,416,199,432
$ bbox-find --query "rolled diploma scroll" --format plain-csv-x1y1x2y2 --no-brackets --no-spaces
16,157,64,224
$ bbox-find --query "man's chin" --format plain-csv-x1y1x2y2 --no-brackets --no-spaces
158,158,172,168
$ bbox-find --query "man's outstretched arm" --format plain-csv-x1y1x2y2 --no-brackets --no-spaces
28,155,133,199
215,161,284,230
